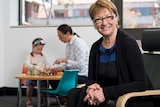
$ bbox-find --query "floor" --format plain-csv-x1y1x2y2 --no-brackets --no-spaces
0,95,66,107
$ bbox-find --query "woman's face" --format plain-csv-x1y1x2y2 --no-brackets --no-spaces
57,30,69,43
93,8,118,37
33,45,44,54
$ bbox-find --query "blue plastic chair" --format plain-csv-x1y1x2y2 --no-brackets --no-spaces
41,69,79,107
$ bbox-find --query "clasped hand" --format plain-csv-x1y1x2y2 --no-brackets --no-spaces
83,83,105,106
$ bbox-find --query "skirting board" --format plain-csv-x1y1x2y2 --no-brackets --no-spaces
0,87,37,96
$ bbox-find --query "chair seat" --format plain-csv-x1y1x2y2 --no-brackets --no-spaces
40,69,79,107
41,89,57,94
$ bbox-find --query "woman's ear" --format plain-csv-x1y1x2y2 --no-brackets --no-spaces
66,31,71,36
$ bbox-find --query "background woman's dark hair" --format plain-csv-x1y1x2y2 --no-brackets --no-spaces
57,24,80,37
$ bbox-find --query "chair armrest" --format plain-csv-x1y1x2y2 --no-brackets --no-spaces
116,90,160,107
77,84,86,88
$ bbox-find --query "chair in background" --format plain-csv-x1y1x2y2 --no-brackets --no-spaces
116,29,160,107
21,64,28,85
17,64,28,106
41,69,79,107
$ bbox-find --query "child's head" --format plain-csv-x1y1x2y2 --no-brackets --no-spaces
31,37,46,56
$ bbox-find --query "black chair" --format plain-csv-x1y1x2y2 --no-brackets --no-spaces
116,29,160,107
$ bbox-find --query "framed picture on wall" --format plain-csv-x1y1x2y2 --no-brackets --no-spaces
19,0,97,26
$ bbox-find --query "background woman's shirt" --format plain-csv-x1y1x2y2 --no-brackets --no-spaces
61,35,89,77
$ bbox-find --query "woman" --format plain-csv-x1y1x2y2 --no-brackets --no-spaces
49,24,89,89
67,0,153,107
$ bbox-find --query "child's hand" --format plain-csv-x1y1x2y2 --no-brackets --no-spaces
37,68,45,72
43,66,51,75
45,66,50,71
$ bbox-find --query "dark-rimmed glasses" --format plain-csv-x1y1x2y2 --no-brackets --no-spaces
93,14,116,24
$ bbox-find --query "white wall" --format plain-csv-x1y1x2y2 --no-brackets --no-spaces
0,0,4,87
0,0,101,87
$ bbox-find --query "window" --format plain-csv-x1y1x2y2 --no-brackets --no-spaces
73,9,81,17
19,0,160,39
84,9,90,17
54,10,64,17
33,3,39,13
123,0,160,28
19,0,96,26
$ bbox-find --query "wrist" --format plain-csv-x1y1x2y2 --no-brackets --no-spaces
65,58,68,63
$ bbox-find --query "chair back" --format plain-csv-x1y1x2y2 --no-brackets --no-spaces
21,64,28,85
141,29,160,89
56,69,79,96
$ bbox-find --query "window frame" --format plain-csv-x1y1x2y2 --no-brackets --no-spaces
18,0,159,39
18,0,95,26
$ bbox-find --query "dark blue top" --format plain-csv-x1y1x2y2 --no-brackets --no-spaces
98,44,118,87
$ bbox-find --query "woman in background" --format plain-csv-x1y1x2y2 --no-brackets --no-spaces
49,24,90,105
49,24,90,89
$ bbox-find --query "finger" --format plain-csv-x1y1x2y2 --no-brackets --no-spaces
94,83,101,89
88,90,95,100
93,99,97,105
52,61,56,65
94,89,105,104
88,98,94,105
83,95,89,102
88,85,96,90
88,83,100,90
96,101,100,106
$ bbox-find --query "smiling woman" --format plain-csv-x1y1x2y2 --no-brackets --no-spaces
67,0,153,107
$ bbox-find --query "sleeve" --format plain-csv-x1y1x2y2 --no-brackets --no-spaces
87,41,100,86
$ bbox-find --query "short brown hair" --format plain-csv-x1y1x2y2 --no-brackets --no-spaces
89,0,119,20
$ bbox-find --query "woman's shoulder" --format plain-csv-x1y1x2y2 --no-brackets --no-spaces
92,37,103,47
118,29,137,43
74,36,88,46
118,29,135,40
117,29,139,47
74,36,86,42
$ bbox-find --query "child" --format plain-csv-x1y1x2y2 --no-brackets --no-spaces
25,37,50,107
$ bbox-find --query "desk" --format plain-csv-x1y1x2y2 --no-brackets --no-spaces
15,73,62,107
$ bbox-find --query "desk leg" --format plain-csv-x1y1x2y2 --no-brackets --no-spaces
37,80,40,107
47,80,49,107
18,79,22,107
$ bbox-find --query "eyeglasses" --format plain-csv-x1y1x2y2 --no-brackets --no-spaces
93,15,116,24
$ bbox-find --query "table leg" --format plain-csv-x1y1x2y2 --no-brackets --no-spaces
37,80,40,107
17,79,22,107
46,80,49,107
